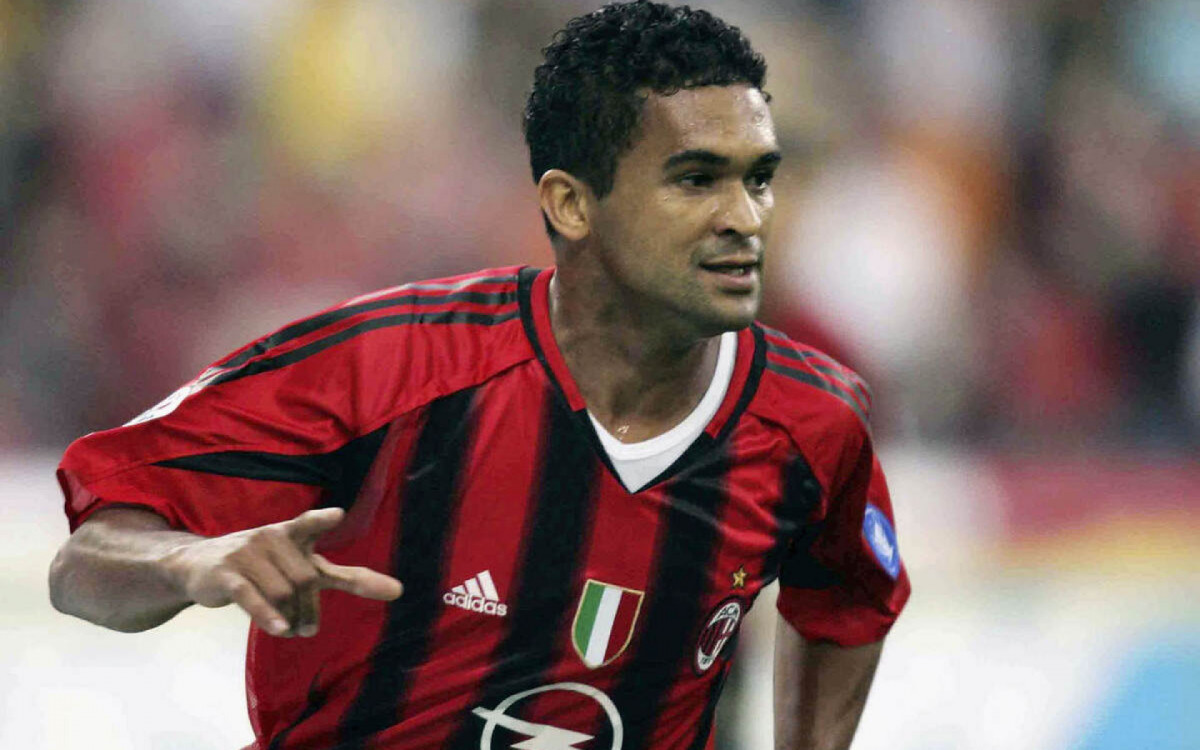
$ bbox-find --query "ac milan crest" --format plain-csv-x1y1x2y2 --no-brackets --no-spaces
694,598,744,674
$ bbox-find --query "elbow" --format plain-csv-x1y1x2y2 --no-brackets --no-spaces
46,543,141,631
47,546,75,616
47,536,179,633
47,552,149,632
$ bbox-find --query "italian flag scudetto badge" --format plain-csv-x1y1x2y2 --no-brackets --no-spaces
571,579,645,669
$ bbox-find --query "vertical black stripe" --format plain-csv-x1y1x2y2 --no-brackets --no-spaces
687,661,733,750
267,672,328,750
766,452,827,588
334,389,477,748
443,391,597,749
610,448,733,749
323,424,390,511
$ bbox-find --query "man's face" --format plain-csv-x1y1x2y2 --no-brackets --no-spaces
588,84,780,337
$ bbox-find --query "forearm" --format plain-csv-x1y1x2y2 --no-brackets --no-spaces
48,507,199,632
774,622,883,750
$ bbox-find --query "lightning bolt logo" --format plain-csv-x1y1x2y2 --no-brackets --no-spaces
471,708,593,749
472,681,623,750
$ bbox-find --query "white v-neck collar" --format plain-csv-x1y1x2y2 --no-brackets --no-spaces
588,331,737,490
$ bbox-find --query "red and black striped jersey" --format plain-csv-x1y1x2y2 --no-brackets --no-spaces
58,266,910,750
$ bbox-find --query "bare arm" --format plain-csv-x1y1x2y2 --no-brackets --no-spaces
774,613,884,750
48,506,402,636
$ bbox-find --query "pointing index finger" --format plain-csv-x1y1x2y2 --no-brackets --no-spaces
284,508,347,548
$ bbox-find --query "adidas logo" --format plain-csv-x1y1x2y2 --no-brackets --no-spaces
443,570,508,617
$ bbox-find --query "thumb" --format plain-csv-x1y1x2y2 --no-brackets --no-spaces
283,507,346,547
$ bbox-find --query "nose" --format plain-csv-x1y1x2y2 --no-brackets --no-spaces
714,182,765,238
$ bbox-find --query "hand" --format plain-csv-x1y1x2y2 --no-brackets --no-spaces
165,508,403,637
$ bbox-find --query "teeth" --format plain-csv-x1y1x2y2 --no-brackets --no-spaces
702,264,754,276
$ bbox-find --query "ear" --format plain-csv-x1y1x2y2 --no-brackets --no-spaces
537,169,593,242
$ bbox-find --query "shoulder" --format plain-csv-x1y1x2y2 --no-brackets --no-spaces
299,265,524,349
206,266,527,381
178,266,533,431
334,266,523,319
750,322,873,445
747,323,876,495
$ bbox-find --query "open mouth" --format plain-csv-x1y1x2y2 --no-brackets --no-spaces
699,260,759,277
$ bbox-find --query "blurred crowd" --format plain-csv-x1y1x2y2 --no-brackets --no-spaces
2,0,1198,451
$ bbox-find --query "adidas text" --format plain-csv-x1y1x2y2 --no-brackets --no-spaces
443,592,508,617
443,570,509,617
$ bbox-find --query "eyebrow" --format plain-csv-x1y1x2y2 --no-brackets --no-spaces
752,151,784,170
662,149,783,172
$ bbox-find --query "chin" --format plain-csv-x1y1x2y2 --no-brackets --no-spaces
695,300,759,335
658,286,760,337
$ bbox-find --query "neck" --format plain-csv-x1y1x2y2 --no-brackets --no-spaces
549,266,723,443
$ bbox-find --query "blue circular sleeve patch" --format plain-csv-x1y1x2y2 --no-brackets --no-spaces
863,504,901,579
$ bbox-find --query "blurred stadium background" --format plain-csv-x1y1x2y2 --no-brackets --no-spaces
2,0,1198,747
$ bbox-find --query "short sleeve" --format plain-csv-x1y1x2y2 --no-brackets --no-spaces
776,438,911,647
57,324,386,537
57,268,527,538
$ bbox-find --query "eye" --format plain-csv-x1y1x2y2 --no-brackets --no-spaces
678,172,715,189
747,170,775,192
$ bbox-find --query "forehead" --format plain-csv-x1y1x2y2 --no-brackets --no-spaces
635,85,777,160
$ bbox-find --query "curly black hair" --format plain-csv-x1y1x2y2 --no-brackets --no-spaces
524,0,767,210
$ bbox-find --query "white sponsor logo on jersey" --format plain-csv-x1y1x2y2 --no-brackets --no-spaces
472,681,623,750
443,570,508,617
125,368,223,426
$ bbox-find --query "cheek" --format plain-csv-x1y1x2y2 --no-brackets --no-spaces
620,202,686,247
655,196,716,235
602,190,714,269
758,199,775,235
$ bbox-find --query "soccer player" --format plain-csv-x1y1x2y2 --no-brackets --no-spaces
48,2,910,748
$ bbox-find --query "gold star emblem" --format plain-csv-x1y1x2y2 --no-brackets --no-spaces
731,566,747,589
